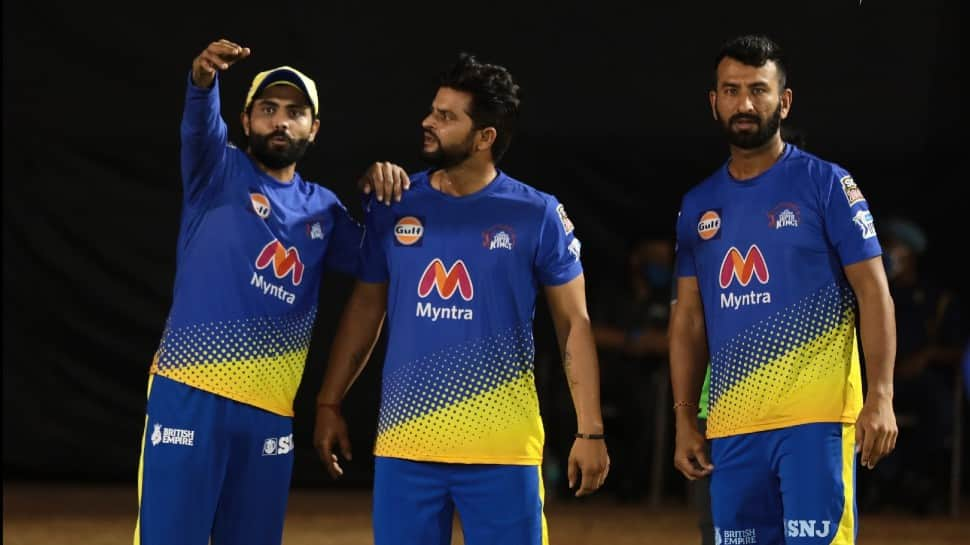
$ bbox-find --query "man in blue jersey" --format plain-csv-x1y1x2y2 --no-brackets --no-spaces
134,39,406,545
669,35,898,544
313,53,610,545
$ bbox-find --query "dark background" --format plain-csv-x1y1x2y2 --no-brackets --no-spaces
3,0,963,489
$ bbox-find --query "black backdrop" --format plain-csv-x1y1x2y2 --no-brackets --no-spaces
3,0,963,486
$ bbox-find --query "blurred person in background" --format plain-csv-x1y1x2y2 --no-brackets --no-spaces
862,217,965,514
591,237,674,502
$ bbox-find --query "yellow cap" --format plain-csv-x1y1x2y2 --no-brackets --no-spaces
243,66,319,117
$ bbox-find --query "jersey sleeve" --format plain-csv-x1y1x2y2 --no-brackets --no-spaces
534,197,583,286
675,204,697,278
180,72,228,206
822,168,883,266
324,197,364,276
357,197,390,283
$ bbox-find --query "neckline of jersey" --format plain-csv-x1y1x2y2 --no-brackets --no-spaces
723,144,793,188
245,152,304,189
418,169,508,202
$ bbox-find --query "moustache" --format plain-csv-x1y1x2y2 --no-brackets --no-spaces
268,131,292,143
729,114,760,125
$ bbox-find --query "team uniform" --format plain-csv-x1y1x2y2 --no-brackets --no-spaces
358,170,583,545
675,145,882,544
134,74,362,545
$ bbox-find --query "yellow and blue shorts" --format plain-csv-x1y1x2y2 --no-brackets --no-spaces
710,422,857,545
134,375,294,545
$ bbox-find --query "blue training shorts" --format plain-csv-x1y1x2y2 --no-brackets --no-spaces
134,375,294,545
710,422,857,545
373,456,548,545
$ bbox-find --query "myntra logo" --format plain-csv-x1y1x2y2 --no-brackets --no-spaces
719,245,769,289
418,259,473,300
255,240,305,286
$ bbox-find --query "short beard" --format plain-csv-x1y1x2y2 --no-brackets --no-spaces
419,131,475,169
249,131,311,170
722,102,782,150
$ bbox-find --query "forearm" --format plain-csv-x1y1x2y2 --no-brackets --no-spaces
669,312,708,427
558,318,605,434
857,290,896,398
317,284,386,404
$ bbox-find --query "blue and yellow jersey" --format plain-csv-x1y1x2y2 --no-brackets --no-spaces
359,171,583,464
675,145,882,438
150,74,362,417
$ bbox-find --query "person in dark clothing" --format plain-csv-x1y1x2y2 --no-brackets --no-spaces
591,238,673,501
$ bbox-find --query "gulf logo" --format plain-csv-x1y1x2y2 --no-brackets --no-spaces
697,210,721,240
250,193,271,219
394,216,424,246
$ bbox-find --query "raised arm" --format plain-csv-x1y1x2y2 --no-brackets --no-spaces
180,39,250,204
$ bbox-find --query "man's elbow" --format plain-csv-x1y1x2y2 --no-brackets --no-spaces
568,312,592,331
856,283,894,310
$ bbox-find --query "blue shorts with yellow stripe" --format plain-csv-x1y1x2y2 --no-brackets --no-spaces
373,457,548,545
710,422,857,545
134,375,294,545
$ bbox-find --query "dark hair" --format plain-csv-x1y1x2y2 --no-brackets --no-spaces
714,35,788,90
438,53,520,163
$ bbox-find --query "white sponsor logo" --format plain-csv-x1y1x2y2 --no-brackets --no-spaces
568,238,582,261
309,222,324,240
262,434,294,456
416,302,473,321
786,519,832,538
251,272,296,305
720,290,772,309
852,210,877,239
720,528,757,544
151,422,195,447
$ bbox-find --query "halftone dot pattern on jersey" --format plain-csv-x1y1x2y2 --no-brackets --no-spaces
374,324,544,464
707,283,863,438
151,307,318,416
